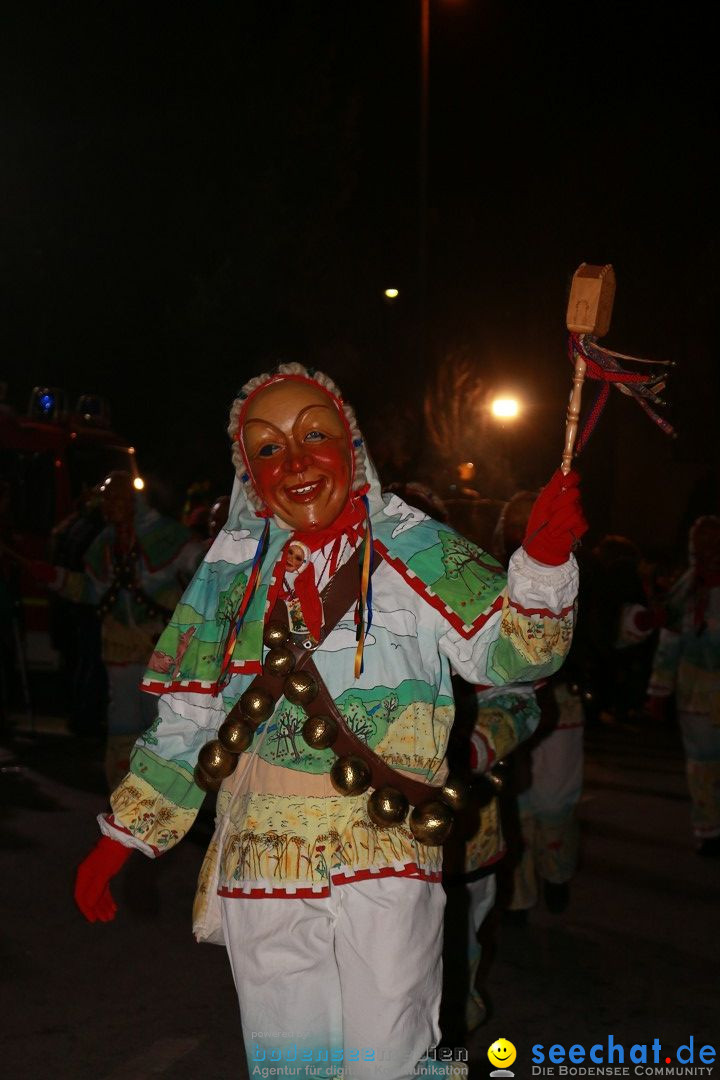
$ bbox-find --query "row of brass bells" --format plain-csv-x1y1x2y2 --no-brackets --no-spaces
212,680,280,764
406,776,469,845
195,621,313,793
195,739,237,792
224,619,463,847
262,620,295,679
365,780,466,842
195,689,272,791
195,649,284,791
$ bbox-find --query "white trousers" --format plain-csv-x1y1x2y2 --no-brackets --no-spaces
523,724,584,816
221,877,446,1080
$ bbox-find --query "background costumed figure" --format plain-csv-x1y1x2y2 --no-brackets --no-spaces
646,516,720,855
28,471,199,788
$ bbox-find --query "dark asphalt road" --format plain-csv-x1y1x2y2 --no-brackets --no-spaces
1,718,718,1080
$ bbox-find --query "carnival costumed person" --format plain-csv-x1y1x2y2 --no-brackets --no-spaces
490,491,587,920
74,364,585,1079
646,516,720,856
439,491,542,1037
441,677,541,1037
30,472,196,788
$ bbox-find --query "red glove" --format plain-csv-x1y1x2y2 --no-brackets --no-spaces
74,835,132,923
523,468,588,566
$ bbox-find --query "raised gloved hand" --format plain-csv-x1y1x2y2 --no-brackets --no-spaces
523,468,587,566
74,835,132,923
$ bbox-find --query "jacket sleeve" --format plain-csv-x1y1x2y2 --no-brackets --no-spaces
470,683,541,771
98,690,225,857
439,547,578,686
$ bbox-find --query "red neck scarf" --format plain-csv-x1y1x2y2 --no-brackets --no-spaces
270,487,369,642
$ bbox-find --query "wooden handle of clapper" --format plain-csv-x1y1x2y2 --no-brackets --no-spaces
562,262,616,475
561,355,586,476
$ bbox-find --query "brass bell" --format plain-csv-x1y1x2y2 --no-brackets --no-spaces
218,717,254,754
302,714,339,750
440,775,470,812
367,786,409,826
264,646,296,678
284,670,318,707
409,800,454,846
263,621,290,649
330,755,372,797
194,763,221,793
197,739,236,781
240,687,275,727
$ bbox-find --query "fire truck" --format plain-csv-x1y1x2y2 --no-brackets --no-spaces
0,386,142,670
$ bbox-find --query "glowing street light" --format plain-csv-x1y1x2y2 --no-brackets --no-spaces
383,287,399,300
490,396,520,420
133,476,145,491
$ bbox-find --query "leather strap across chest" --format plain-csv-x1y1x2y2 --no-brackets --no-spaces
233,544,442,807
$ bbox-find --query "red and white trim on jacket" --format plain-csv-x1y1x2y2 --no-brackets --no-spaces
507,597,575,620
103,814,161,857
217,861,443,899
375,541,572,639
373,539,504,640
140,658,262,696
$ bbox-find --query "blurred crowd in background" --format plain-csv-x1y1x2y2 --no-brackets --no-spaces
1,460,718,1045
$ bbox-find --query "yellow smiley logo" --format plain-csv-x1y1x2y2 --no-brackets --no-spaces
488,1039,517,1069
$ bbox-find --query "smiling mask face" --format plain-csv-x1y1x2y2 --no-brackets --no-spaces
241,379,352,533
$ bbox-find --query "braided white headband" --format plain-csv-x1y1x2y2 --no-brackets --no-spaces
227,362,368,511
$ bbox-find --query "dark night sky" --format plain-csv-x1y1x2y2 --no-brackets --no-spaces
2,2,717,539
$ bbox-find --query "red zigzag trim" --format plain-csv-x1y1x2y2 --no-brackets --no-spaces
217,862,442,899
373,539,503,640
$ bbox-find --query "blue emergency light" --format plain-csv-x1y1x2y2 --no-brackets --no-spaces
28,386,66,420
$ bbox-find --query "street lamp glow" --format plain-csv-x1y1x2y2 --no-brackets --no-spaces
491,397,520,419
133,476,145,491
383,287,399,299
